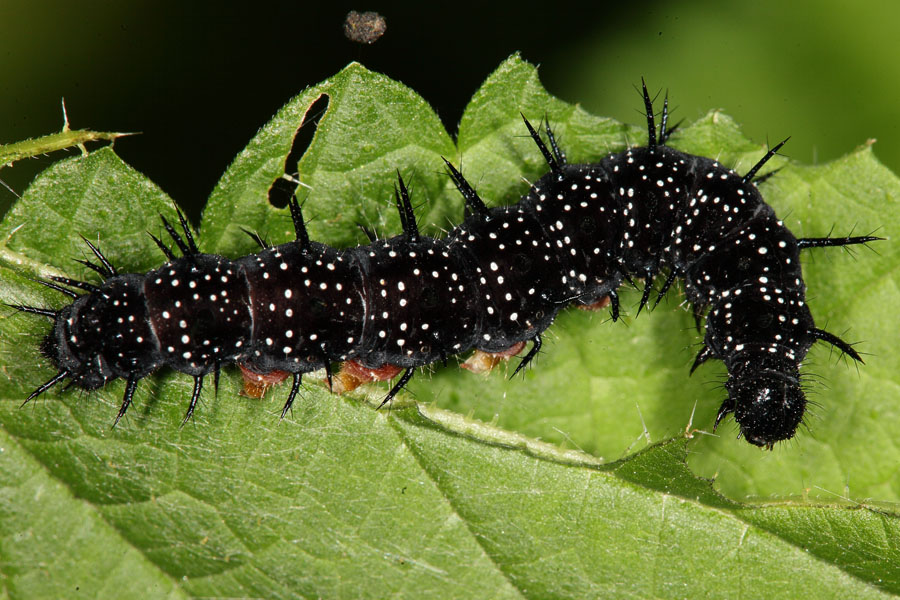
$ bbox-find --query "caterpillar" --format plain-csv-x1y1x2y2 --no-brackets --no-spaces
11,83,878,449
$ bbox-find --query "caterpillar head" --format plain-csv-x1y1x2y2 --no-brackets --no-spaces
36,276,163,394
718,369,805,449
39,304,113,391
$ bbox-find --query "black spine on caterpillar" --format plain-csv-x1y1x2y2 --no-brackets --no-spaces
13,82,879,447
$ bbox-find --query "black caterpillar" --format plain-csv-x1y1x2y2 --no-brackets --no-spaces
13,83,878,449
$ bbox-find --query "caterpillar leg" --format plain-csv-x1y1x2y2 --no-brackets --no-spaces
575,296,611,312
237,364,305,419
238,363,291,398
329,361,415,408
331,361,403,395
461,341,527,374
575,293,619,322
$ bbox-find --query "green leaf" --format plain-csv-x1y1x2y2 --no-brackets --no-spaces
0,148,178,275
1,55,898,598
202,61,457,254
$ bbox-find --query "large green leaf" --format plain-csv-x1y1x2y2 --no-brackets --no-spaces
1,55,897,598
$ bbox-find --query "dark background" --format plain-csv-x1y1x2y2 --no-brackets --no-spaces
2,1,897,221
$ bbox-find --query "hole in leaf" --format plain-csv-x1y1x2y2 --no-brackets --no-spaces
267,93,330,208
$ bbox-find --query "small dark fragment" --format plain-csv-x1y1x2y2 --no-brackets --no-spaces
343,11,386,44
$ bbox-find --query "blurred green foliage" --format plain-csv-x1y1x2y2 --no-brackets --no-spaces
553,0,900,175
